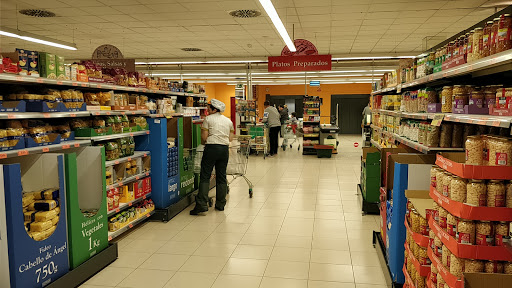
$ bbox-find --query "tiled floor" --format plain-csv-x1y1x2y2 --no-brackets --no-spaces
80,135,386,288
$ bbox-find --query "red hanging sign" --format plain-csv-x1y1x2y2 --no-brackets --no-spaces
268,55,332,72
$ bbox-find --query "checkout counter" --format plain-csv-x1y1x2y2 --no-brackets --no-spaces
320,124,339,154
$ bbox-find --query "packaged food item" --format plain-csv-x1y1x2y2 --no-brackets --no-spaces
22,193,35,207
439,123,453,148
505,262,512,274
431,265,438,286
104,141,119,161
442,245,451,268
476,221,494,246
465,259,484,273
24,207,60,222
442,172,453,198
495,221,511,246
485,260,504,273
465,135,483,165
447,214,457,237
411,209,420,233
121,115,129,129
450,254,464,278
487,180,505,207
491,18,500,55
483,21,494,57
27,200,59,211
488,137,512,166
431,166,441,188
439,207,448,230
26,219,53,232
39,52,56,79
26,188,59,200
427,125,440,147
497,14,512,53
441,86,453,113
466,180,486,206
70,119,90,129
451,124,463,148
457,218,475,244
450,176,467,202
506,181,512,208
434,236,443,257
437,273,445,288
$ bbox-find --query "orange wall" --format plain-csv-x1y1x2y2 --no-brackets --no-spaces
202,83,235,117
256,83,372,124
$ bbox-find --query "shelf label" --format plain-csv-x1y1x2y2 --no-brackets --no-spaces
129,202,132,207
70,113,76,117
136,176,140,180
81,83,87,87
15,76,23,81
144,153,147,157
42,147,50,153
36,78,44,83
62,144,70,149
97,84,102,88
116,208,120,213
143,195,146,199
7,114,15,119
56,81,63,85
95,112,100,116
146,131,150,134
492,120,501,127
108,236,112,241
115,161,120,164
477,120,486,125
106,111,111,115
43,113,51,118
431,114,444,126
74,143,80,148
146,213,150,218
131,111,136,115
17,150,28,156
72,82,78,86
130,133,134,137
129,224,133,228
128,157,132,161
0,153,7,159
121,112,126,115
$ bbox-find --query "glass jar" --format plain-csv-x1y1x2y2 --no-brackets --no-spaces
485,260,504,273
476,221,494,246
473,27,484,60
453,92,467,110
469,89,484,108
441,86,453,112
495,221,510,246
488,136,512,166
466,179,486,206
434,236,443,257
464,259,484,273
450,254,464,278
442,245,452,268
505,262,512,274
431,166,441,188
457,218,476,244
411,209,421,233
431,265,438,285
442,172,453,197
487,180,505,207
437,273,445,288
433,201,440,223
483,21,494,57
439,207,448,229
453,85,465,95
427,125,440,147
506,181,512,208
451,176,467,202
466,135,483,165
497,14,512,53
439,123,453,148
447,213,458,236
491,17,501,55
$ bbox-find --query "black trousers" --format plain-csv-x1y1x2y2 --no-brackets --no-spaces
195,144,229,210
269,126,281,155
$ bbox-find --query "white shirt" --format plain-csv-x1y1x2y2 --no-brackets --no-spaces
202,112,233,145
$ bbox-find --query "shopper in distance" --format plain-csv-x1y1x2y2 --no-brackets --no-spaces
263,101,281,157
279,104,290,137
190,99,234,215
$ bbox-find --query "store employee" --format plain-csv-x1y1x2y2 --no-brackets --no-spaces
190,99,234,215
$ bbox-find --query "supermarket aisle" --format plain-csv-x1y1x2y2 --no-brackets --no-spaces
81,135,385,288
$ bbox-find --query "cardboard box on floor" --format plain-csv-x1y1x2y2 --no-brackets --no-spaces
464,272,512,288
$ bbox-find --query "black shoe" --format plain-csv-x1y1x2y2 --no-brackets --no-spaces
190,208,207,215
215,206,224,211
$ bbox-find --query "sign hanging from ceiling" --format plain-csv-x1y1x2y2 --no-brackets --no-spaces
310,81,320,86
89,44,135,72
268,39,331,72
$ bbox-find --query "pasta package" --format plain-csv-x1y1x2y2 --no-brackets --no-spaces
22,193,35,207
51,216,59,226
27,199,59,211
26,188,59,200
24,207,60,222
26,219,53,232
29,225,56,241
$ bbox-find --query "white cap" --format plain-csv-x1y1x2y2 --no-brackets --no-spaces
210,99,226,112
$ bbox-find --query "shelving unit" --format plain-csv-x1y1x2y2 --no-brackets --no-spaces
107,193,152,217
107,171,151,191
107,210,155,241
77,130,150,141
105,151,150,167
302,96,322,155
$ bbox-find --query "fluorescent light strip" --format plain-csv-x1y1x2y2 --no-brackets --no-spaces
332,56,415,60
258,0,296,52
136,60,266,65
0,28,77,50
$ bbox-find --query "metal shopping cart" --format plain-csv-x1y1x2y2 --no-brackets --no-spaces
248,124,268,158
226,136,253,198
281,121,300,151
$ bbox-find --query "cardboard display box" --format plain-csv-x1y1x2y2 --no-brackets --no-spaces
428,246,463,288
0,154,69,288
436,152,512,180
464,272,512,288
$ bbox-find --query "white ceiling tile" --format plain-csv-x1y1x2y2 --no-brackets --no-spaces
113,5,155,14
80,6,124,16
99,14,138,22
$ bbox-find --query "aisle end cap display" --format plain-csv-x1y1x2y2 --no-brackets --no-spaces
405,190,434,219
436,153,512,180
404,242,430,277
428,246,464,288
404,218,429,248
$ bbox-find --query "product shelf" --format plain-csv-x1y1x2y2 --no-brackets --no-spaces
107,193,152,216
77,130,150,141
428,217,512,261
405,242,431,277
393,134,464,154
405,219,430,247
0,140,91,159
90,110,150,116
107,171,151,191
403,264,417,288
429,186,512,221
107,210,155,241
105,151,150,167
428,246,464,288
0,111,91,119
0,73,208,97
303,133,320,138
370,139,382,149
435,153,512,180
426,278,434,288
372,86,398,96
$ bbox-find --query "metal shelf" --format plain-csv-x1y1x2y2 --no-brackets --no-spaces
0,73,207,97
108,210,154,241
76,130,150,141
89,110,150,116
107,171,151,191
107,193,152,216
105,151,150,167
0,140,91,159
393,134,464,154
370,139,382,149
0,111,91,119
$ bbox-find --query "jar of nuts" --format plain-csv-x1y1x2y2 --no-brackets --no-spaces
466,179,487,206
441,86,453,113
506,181,512,208
447,213,458,237
465,135,484,165
442,245,452,268
450,254,464,278
431,265,438,285
439,123,454,148
416,273,426,288
485,261,504,273
439,207,448,230
464,259,484,273
457,218,476,244
433,201,440,223
434,236,443,257
431,166,441,188
437,273,445,288
429,229,436,250
476,221,494,246
442,172,453,197
420,215,428,236
482,135,490,166
419,247,430,266
488,137,512,166
487,180,505,207
504,262,512,274
451,176,467,202
495,221,511,246
411,209,421,233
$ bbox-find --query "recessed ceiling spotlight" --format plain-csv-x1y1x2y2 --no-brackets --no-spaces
19,9,56,18
229,10,261,18
181,48,203,52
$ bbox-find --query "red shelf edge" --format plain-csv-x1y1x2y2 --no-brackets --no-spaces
403,264,417,288
405,218,430,248
405,242,431,277
428,246,464,288
436,154,512,180
429,186,512,221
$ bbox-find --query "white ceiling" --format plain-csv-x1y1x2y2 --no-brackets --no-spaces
0,0,501,62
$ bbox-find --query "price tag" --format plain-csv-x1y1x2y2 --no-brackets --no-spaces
130,133,134,137
106,111,111,115
131,111,136,115
143,195,146,199
115,161,120,164
146,213,150,218
477,120,486,125
70,113,76,117
144,153,147,157
97,84,102,89
136,176,140,180
42,147,50,153
129,224,133,228
36,78,44,83
43,113,51,118
17,150,28,156
15,76,23,81
62,144,70,149
108,236,112,241
81,83,87,87
72,82,78,86
74,143,80,148
7,114,15,119
492,120,501,127
146,131,150,134
129,202,132,206
431,114,444,127
121,112,126,115
116,208,120,213
146,172,149,176
95,112,100,116
0,153,7,159
109,185,113,190
128,157,132,161
57,81,63,85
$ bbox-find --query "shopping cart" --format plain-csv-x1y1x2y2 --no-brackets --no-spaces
281,121,300,151
226,137,253,198
248,124,268,158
